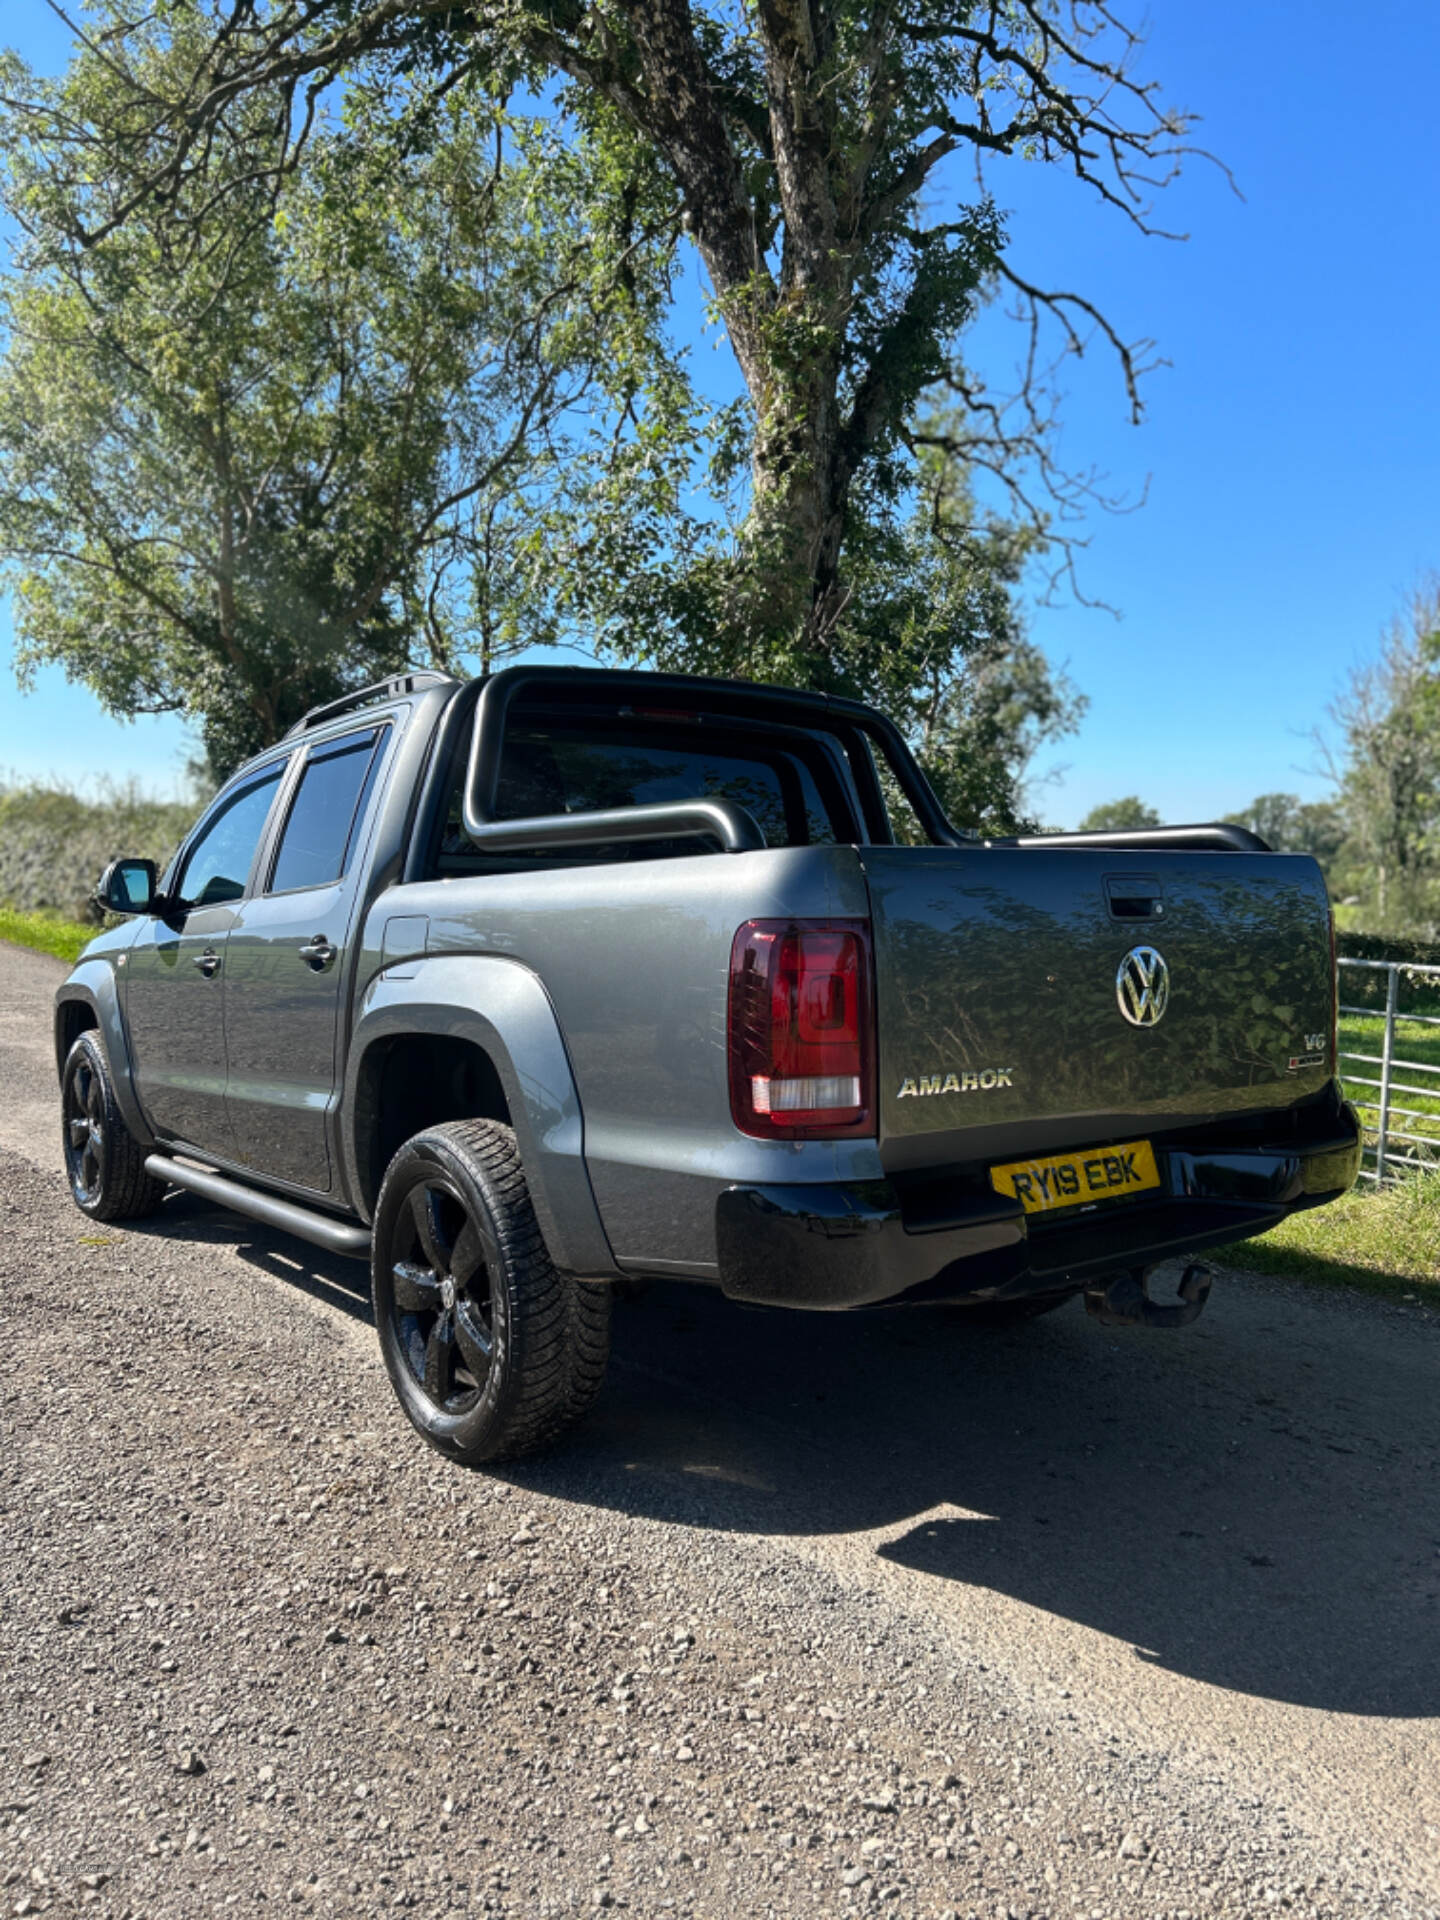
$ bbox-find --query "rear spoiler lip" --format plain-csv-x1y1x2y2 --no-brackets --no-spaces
982,823,1273,855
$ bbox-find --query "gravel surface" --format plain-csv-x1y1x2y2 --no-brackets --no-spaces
2,941,1437,1919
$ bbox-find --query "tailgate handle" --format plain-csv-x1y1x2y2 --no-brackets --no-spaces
1104,873,1164,920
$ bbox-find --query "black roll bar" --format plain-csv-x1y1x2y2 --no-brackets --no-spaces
989,823,1272,854
461,665,975,855
457,665,1264,856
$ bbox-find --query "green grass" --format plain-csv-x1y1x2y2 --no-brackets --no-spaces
0,906,95,964
1337,1010,1440,1163
1224,1173,1440,1305
1217,1010,1440,1304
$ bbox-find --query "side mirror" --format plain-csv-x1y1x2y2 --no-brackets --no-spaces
96,857,159,916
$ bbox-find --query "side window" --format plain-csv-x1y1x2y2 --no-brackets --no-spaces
268,728,385,895
176,765,286,908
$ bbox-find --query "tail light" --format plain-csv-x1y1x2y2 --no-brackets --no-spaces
728,920,875,1139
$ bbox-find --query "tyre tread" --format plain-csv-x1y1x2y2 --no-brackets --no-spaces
372,1118,610,1464
63,1032,165,1223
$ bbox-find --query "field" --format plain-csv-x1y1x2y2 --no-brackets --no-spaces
1333,1008,1440,1167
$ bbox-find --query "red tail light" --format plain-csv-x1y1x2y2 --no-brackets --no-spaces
728,920,875,1139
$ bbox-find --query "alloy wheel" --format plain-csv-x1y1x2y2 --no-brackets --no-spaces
64,1052,106,1205
389,1177,498,1413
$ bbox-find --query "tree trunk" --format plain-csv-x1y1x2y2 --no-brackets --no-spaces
591,0,858,651
742,334,849,643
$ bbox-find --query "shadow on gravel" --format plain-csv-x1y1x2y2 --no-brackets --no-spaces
122,1186,1437,1720
124,1188,373,1322
499,1279,1439,1721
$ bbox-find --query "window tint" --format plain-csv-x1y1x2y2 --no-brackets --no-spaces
435,725,844,871
177,766,285,908
270,729,383,894
493,731,838,849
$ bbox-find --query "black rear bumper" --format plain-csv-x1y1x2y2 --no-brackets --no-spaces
714,1093,1363,1310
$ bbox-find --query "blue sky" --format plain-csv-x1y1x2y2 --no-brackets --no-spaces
3,1,1437,824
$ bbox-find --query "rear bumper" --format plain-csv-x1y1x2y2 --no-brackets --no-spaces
714,1095,1363,1310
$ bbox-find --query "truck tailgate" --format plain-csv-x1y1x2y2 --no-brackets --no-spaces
862,846,1334,1164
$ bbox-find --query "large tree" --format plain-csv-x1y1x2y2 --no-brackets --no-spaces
1324,581,1440,926
0,29,690,771
6,0,1198,668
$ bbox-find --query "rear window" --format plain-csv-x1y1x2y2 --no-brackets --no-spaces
269,728,384,894
432,721,851,874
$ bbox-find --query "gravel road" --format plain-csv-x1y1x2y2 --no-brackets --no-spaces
2,939,1437,1920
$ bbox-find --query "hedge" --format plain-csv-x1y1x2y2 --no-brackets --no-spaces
0,782,196,923
1336,931,1440,1015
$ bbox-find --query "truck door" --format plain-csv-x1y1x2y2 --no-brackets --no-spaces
124,761,288,1153
221,725,389,1193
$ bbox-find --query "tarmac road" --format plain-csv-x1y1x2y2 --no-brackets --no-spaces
1,937,1436,1918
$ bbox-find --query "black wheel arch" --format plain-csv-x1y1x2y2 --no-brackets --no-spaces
56,993,99,1073
353,1031,512,1216
54,966,155,1152
342,956,621,1283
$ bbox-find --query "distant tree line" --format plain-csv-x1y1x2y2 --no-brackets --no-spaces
0,777,194,921
1077,790,1344,855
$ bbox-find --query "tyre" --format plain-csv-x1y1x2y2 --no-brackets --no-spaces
371,1119,611,1464
60,1029,166,1223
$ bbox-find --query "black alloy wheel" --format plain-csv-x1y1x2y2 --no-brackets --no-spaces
389,1176,499,1413
371,1120,610,1465
64,1045,107,1207
60,1030,165,1222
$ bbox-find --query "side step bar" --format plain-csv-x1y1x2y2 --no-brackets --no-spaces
144,1153,372,1259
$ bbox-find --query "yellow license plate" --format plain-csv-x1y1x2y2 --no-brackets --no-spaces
990,1139,1161,1214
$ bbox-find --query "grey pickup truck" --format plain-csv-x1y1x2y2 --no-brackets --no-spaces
57,667,1361,1463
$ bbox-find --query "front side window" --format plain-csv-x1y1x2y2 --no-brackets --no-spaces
269,728,384,894
176,765,286,908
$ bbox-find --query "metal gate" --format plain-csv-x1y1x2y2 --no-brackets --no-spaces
1337,957,1440,1182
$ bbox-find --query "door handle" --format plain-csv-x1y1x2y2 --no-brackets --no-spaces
299,935,337,971
193,948,222,978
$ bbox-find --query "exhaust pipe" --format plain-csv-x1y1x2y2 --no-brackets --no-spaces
1084,1262,1213,1329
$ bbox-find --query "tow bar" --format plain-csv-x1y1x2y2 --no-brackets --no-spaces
1084,1262,1214,1329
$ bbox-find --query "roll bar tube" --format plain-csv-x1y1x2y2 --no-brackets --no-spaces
460,667,768,854
990,824,1272,854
